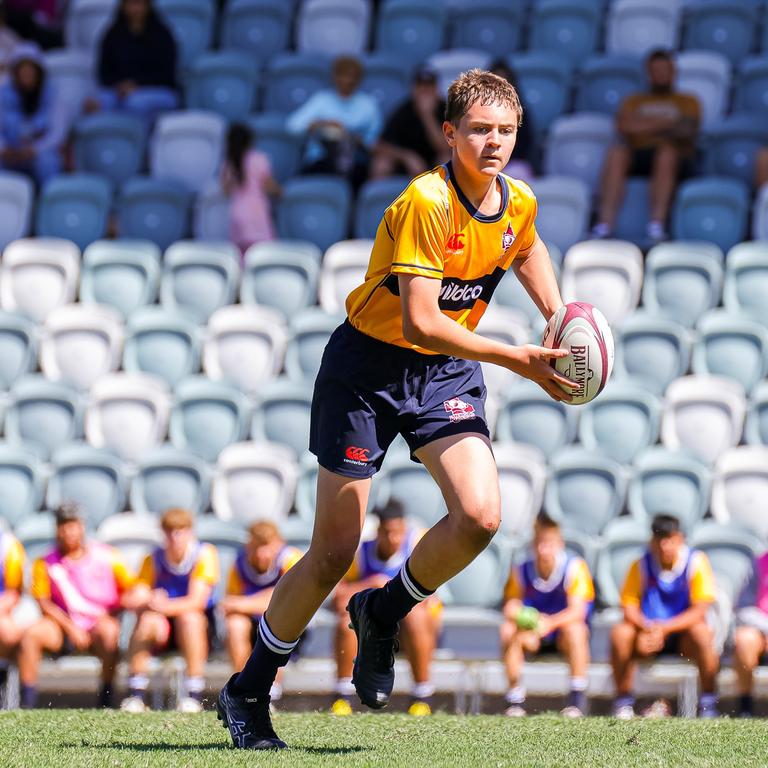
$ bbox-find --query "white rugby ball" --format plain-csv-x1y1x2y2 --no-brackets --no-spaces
541,302,614,405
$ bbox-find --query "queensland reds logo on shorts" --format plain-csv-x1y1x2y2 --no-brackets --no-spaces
443,398,476,423
344,446,370,466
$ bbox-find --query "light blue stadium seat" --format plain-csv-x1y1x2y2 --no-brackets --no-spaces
0,312,37,390
97,512,163,573
195,516,247,586
724,242,768,325
704,114,768,186
692,310,768,394
285,308,341,383
117,176,191,250
606,0,680,57
170,376,251,462
73,113,145,187
354,176,410,240
35,174,111,251
251,379,313,458
379,456,445,528
492,247,562,324
80,240,161,319
123,307,201,388
745,381,768,446
676,50,732,129
575,55,645,115
129,445,210,516
734,57,768,113
294,451,319,523
193,181,230,241
297,0,371,56
627,447,711,534
264,54,333,114
443,539,510,608
5,376,83,459
160,241,240,323
156,0,214,69
43,49,95,129
246,113,303,183
427,49,492,95
0,171,34,250
360,53,411,119
682,1,758,66
277,176,352,253
595,517,648,607
47,444,126,526
220,0,292,66
375,0,447,67
578,383,661,465
529,0,601,63
614,177,650,246
14,511,58,563
0,443,45,527
65,0,114,50
530,176,590,253
545,447,627,537
614,312,691,395
185,52,259,121
449,0,524,59
642,243,724,327
495,380,579,457
755,184,768,241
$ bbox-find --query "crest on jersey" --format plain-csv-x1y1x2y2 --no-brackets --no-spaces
501,221,515,252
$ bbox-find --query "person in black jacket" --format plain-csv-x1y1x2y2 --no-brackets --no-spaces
87,0,178,125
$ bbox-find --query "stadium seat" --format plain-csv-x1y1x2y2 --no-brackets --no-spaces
243,238,323,266
0,312,37,391
40,304,124,391
35,174,111,250
160,240,240,323
129,445,210,516
123,307,201,388
753,184,768,240
46,444,126,526
578,383,661,465
627,447,711,534
193,181,230,241
220,0,291,66
73,113,146,187
703,115,768,187
448,0,524,59
443,537,511,608
682,2,758,66
359,53,411,119
239,247,319,320
246,113,304,183
15,512,58,564
475,307,530,398
251,379,314,458
97,512,162,572
318,239,373,314
0,443,45,527
5,376,83,459
297,0,371,56
675,51,731,128
155,0,214,69
595,517,649,607
426,49,492,95
202,305,288,395
80,240,161,319
0,171,34,250
211,441,298,523
375,0,447,67
642,243,724,327
661,374,746,465
733,57,768,113
195,515,248,584
614,312,692,395
530,176,591,254
277,176,352,254
529,0,601,63
613,177,651,246
494,443,547,539
575,55,646,116
543,112,615,194
169,376,251,462
43,49,96,128
544,447,627,537
84,373,171,463
745,380,768,446
354,176,410,239
379,456,445,528
150,111,226,192
65,0,114,50
285,308,342,383
185,51,259,121
117,177,191,249
263,53,333,114
293,451,319,524
606,0,681,57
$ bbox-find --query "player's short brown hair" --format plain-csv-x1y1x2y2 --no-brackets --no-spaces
333,55,363,80
160,507,194,532
445,68,523,127
533,511,561,534
248,520,282,546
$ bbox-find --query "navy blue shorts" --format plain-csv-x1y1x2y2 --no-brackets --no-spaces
309,320,490,478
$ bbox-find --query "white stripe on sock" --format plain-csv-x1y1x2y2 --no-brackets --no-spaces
259,618,298,655
400,564,430,602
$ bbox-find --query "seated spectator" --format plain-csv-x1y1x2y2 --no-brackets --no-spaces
0,528,25,690
369,66,449,180
286,55,382,188
499,512,594,718
220,520,302,705
87,0,178,125
4,0,64,49
0,8,20,78
120,508,219,713
0,42,65,185
610,514,719,719
18,503,134,709
221,123,281,257
331,500,441,717
592,49,701,243
755,147,768,190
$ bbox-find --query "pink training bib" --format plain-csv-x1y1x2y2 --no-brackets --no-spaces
756,552,768,616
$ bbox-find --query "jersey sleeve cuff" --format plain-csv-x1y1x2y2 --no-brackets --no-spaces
390,262,444,279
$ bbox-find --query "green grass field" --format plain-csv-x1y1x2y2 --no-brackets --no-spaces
2,711,768,768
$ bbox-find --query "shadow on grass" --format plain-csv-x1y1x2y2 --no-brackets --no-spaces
62,742,372,755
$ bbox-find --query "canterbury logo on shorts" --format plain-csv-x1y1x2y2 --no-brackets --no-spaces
344,446,370,465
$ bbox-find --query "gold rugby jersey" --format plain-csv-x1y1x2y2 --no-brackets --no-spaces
345,162,538,353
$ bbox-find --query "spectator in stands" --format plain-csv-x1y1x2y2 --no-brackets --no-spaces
4,0,64,49
610,514,719,719
0,8,20,78
369,66,449,180
87,0,178,125
221,123,281,257
120,508,219,713
331,500,441,717
499,512,594,718
221,520,303,706
0,528,25,691
755,147,768,190
18,503,134,709
0,42,65,185
286,55,382,188
592,49,701,243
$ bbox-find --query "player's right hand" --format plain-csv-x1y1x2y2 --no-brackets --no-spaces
507,344,579,403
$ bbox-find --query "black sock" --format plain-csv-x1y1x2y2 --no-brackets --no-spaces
740,694,754,715
568,689,587,711
98,683,113,708
234,616,298,697
21,685,38,709
369,558,435,627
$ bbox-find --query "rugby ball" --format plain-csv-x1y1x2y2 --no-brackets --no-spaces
541,302,614,406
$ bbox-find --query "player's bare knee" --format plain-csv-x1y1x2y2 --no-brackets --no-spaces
734,626,761,658
307,544,357,588
454,501,500,548
610,622,635,648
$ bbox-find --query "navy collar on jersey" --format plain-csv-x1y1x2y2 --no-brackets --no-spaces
443,161,508,223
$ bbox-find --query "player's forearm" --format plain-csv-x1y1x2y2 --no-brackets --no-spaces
622,604,648,631
39,599,79,635
658,604,709,635
0,591,19,613
512,240,564,321
226,590,273,616
546,601,587,632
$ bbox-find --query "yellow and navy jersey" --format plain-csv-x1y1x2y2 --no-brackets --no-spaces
343,528,423,583
226,545,303,596
346,162,538,352
0,532,25,594
138,542,219,608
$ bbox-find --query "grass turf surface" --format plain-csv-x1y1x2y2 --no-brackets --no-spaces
1,711,767,767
